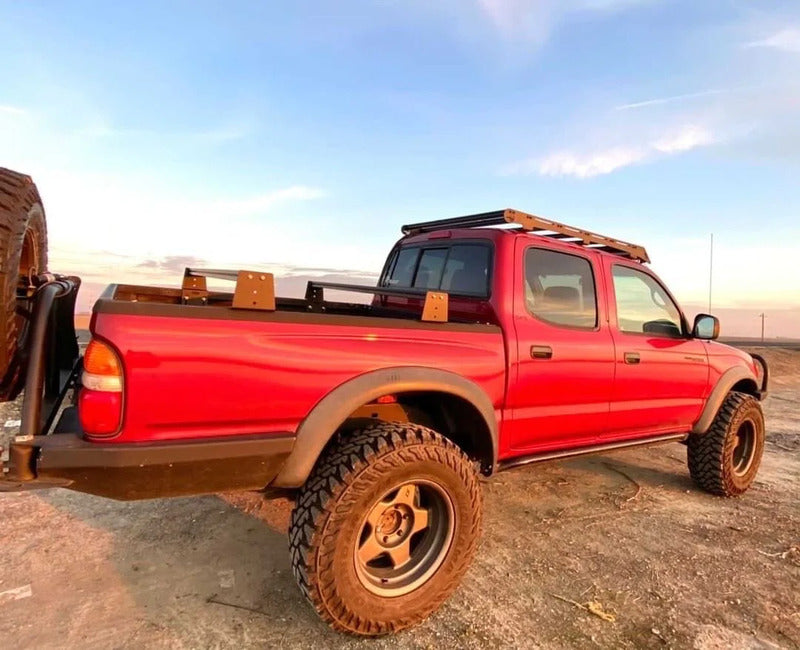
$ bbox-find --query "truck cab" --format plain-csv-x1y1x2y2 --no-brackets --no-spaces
373,212,764,463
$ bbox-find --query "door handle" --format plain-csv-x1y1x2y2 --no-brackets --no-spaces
531,345,553,360
624,352,641,365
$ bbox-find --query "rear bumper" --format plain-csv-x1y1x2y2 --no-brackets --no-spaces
1,417,295,500
750,353,769,399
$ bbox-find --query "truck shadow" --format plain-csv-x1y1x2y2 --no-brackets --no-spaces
37,489,351,646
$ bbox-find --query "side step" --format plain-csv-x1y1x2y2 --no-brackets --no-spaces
496,432,687,472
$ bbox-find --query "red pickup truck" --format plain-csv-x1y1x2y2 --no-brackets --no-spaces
0,168,768,636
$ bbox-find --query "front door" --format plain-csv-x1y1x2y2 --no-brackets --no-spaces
605,260,710,440
503,243,615,457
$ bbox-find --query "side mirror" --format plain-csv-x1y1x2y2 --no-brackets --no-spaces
693,314,719,340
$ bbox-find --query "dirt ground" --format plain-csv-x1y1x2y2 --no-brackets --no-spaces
1,348,798,649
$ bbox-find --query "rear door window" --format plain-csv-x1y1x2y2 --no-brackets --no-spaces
524,248,598,329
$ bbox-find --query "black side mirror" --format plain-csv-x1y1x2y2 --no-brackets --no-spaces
693,314,719,340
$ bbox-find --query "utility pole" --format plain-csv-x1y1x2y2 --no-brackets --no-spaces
759,313,766,343
708,233,713,313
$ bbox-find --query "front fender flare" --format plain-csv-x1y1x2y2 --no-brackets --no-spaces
692,367,759,434
271,367,499,488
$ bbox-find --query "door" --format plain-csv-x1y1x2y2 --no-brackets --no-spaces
605,261,710,440
504,244,615,456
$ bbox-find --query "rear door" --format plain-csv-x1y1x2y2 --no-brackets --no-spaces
604,260,709,439
503,242,615,455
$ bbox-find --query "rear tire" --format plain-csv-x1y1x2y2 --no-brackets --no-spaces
289,422,482,635
0,168,48,389
687,391,764,496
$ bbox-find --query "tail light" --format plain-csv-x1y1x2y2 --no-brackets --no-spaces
79,339,123,437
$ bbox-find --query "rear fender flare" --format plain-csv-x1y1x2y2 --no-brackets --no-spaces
692,367,759,434
271,367,499,488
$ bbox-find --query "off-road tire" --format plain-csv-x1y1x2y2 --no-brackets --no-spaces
687,391,764,497
0,168,48,388
289,422,482,635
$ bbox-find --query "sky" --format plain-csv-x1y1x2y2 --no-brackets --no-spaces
1,0,799,337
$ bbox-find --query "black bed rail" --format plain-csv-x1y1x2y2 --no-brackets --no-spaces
305,281,449,322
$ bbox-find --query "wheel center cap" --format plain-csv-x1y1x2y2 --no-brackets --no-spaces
378,508,403,535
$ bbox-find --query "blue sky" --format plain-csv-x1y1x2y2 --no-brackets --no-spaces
1,1,799,335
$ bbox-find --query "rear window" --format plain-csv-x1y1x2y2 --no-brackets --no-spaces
382,243,491,296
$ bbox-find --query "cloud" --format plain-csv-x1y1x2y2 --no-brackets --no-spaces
203,186,326,217
0,104,27,116
74,120,254,143
504,125,714,178
534,147,647,178
615,88,743,111
473,0,655,49
137,255,209,273
652,125,714,153
746,28,800,54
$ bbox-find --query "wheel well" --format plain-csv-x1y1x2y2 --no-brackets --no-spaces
340,390,495,474
731,378,759,397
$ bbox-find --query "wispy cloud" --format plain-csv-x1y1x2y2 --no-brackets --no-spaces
202,186,327,217
473,0,655,49
535,147,646,178
615,88,742,111
75,120,254,143
0,104,27,116
504,125,714,178
746,27,800,53
652,126,714,153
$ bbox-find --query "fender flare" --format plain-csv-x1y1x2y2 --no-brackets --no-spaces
271,366,499,488
692,366,759,434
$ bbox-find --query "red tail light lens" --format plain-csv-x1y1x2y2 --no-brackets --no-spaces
79,339,123,437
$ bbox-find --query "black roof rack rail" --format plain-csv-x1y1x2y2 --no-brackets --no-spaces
401,208,650,263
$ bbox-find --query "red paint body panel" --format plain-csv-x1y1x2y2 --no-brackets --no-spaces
91,313,506,443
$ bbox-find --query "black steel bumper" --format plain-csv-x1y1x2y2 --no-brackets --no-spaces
750,353,769,400
1,409,295,500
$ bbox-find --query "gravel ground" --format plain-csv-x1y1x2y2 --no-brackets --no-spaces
1,348,798,649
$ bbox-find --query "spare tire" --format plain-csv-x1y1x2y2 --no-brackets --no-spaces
0,167,48,393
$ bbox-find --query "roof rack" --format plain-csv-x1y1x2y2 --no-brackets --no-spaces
401,208,650,263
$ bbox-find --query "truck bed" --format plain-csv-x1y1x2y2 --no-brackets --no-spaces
92,283,507,445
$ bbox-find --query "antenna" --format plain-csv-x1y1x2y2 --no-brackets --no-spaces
708,233,713,313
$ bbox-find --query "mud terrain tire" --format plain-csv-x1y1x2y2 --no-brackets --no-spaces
289,422,482,635
687,391,764,497
0,168,48,387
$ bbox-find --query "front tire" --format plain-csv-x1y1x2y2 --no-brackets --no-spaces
289,422,482,635
687,391,765,497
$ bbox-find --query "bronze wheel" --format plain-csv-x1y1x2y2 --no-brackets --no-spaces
355,479,455,597
687,391,765,497
289,422,482,635
731,420,756,477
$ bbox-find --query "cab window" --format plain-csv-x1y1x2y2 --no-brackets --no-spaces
525,248,597,329
382,243,491,297
612,265,683,337
385,247,419,288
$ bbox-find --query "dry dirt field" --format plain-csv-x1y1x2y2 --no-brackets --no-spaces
1,348,798,649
